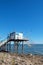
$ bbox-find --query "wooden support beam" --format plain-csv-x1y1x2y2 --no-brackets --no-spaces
22,41,24,54
9,43,11,52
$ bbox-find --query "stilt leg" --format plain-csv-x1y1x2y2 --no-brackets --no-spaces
17,43,18,53
9,42,11,52
7,44,8,52
14,42,16,53
22,42,23,53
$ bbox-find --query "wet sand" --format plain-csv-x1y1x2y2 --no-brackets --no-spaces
0,52,43,65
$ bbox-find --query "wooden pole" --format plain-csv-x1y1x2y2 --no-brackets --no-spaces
9,42,11,52
17,42,19,53
7,43,8,52
22,41,23,54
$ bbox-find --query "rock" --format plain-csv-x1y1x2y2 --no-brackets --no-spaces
0,52,43,65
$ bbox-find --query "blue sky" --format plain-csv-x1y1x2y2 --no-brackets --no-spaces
0,0,43,43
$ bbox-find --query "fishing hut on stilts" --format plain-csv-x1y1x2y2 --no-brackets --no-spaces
6,32,28,53
0,32,28,54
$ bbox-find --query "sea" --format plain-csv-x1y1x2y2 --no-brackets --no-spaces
0,44,43,55
5,44,43,55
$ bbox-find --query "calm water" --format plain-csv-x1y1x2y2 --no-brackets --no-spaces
5,44,43,55
0,44,43,55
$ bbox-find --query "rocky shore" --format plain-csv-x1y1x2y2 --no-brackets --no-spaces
0,52,43,65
